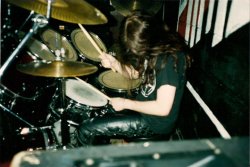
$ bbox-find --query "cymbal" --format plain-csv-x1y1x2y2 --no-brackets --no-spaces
17,61,98,77
6,0,108,24
110,0,163,16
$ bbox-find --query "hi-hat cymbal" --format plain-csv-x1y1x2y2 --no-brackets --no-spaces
6,0,108,24
17,61,98,77
111,0,163,16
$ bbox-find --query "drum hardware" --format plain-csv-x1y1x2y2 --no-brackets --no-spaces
55,77,71,146
2,0,110,149
15,125,59,151
0,13,48,79
16,59,98,146
40,28,78,61
0,103,35,128
0,83,45,128
6,0,108,24
25,37,56,61
0,97,60,150
1,0,54,79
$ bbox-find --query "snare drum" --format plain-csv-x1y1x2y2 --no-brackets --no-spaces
40,28,78,61
97,70,141,97
71,29,107,63
65,79,109,122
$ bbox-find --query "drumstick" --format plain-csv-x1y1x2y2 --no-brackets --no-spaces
74,77,111,101
78,23,103,55
78,23,117,72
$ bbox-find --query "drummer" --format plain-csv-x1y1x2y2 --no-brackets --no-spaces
76,11,191,146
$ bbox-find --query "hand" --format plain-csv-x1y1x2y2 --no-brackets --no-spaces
99,52,117,71
109,97,126,111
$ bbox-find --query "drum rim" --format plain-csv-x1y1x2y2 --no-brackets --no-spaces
26,37,56,61
97,70,141,92
70,29,107,62
40,28,78,61
68,99,100,110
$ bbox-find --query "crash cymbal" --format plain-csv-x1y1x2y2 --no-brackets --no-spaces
111,0,163,16
17,60,98,77
6,0,107,24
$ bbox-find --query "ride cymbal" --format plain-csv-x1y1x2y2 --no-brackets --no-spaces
17,61,98,77
110,0,163,16
6,0,108,24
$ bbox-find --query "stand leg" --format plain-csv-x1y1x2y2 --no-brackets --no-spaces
57,78,70,146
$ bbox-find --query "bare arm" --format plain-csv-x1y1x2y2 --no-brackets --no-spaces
110,84,176,116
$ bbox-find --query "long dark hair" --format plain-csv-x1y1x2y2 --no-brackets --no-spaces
117,11,191,85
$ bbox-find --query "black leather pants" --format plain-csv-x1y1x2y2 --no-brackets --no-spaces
76,110,156,146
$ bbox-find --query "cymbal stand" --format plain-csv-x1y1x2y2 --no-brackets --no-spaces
56,78,70,147
0,14,48,80
0,0,54,80
15,10,35,35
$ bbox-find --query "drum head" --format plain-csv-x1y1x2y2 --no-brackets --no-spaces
66,79,107,107
26,37,56,61
40,29,78,61
71,29,107,62
98,70,141,92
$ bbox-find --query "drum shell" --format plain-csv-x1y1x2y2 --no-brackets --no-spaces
67,99,110,121
96,70,141,98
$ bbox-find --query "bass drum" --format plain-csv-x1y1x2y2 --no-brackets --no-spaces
71,29,107,64
97,70,141,98
40,28,78,61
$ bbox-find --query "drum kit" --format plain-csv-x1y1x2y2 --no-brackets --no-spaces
1,0,162,151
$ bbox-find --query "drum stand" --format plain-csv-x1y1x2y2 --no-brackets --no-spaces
56,78,71,147
0,103,35,128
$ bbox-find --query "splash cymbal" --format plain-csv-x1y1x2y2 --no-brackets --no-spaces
110,0,163,16
6,0,107,24
17,61,98,77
